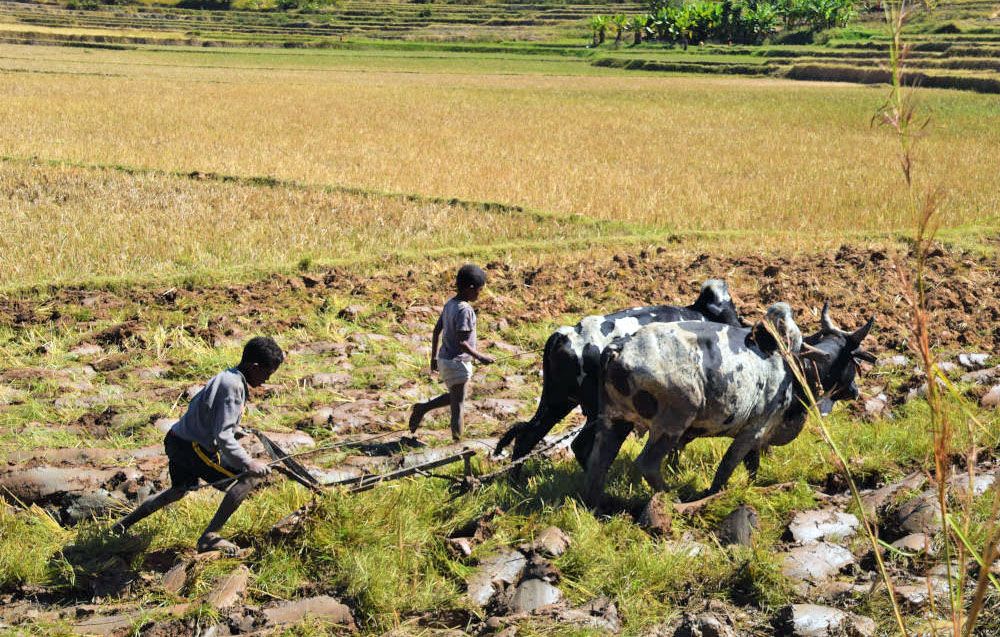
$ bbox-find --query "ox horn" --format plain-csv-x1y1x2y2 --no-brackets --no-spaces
853,349,877,364
801,342,830,361
850,317,875,345
820,302,848,336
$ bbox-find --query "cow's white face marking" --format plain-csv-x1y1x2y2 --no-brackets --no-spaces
702,279,731,303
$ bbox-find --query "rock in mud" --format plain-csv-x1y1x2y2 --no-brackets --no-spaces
136,366,169,380
716,505,759,547
473,398,523,419
0,385,27,406
958,353,989,370
787,510,860,544
877,355,909,369
896,491,943,534
290,341,350,356
327,399,380,431
509,578,563,613
161,561,190,595
309,372,352,388
862,393,889,419
961,366,999,385
310,407,335,427
774,604,875,637
638,493,673,536
70,343,104,357
982,385,1000,409
0,466,142,504
337,304,366,320
781,542,856,585
527,526,571,557
244,431,315,456
446,537,474,558
937,361,960,376
656,600,742,637
262,595,356,631
860,472,926,516
894,581,948,609
64,489,127,523
206,565,250,610
466,549,527,608
891,533,935,556
949,471,995,498
549,596,621,633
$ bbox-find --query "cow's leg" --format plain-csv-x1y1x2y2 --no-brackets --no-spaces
635,433,674,492
742,448,761,482
510,400,577,460
582,416,631,507
705,429,760,497
571,417,632,468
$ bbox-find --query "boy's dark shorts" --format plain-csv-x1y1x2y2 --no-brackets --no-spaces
165,431,238,491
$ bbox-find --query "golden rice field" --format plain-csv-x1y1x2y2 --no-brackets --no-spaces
0,43,998,287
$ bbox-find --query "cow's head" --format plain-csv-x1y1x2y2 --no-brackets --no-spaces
750,302,803,355
692,279,744,327
800,303,877,415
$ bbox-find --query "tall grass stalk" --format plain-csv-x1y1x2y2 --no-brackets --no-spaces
767,321,908,634
876,1,1000,634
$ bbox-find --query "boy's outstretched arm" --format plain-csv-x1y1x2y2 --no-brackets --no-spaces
458,333,494,365
430,316,443,372
214,387,269,476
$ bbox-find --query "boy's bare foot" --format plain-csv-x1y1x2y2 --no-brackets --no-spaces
197,533,240,556
408,404,425,433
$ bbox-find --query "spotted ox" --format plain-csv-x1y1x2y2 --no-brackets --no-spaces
583,302,875,506
494,280,744,466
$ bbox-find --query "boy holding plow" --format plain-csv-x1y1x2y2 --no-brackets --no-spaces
112,337,284,554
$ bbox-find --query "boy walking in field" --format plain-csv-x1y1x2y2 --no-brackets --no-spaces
409,264,494,441
112,337,284,554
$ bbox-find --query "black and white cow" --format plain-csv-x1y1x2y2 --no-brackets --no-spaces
494,280,744,466
583,302,875,505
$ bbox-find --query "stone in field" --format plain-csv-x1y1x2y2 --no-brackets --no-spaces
959,353,990,370
961,366,999,385
775,604,875,637
527,526,571,557
717,504,759,547
509,578,563,613
466,549,527,608
781,542,855,584
860,471,926,516
309,372,352,388
638,493,673,536
896,491,943,534
982,384,1000,409
262,595,356,631
787,510,860,544
891,533,935,557
205,565,249,610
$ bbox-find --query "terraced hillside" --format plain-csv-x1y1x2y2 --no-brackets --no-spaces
0,0,644,43
2,0,1000,92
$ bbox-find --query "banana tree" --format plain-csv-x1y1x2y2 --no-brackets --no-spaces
589,15,609,45
611,13,629,45
631,14,648,44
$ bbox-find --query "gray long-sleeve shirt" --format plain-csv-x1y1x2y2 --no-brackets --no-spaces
170,367,253,470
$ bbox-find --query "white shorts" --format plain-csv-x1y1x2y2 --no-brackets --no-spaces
438,357,473,388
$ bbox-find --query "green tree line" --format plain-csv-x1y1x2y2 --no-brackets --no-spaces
590,0,858,47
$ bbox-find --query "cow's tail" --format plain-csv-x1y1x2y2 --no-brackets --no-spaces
493,330,561,458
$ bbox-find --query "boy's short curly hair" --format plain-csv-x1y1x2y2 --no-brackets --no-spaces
241,336,284,369
456,264,487,290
